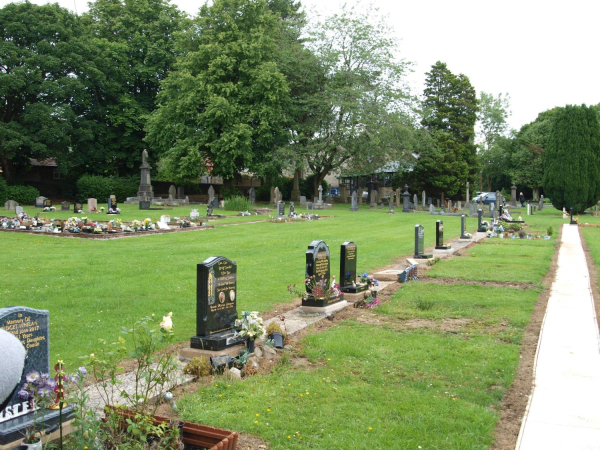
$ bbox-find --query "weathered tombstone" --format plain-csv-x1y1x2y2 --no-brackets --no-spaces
422,191,426,210
107,196,118,213
402,185,410,213
437,198,440,208
0,307,71,443
457,201,462,210
15,206,23,216
510,185,518,207
277,201,285,217
350,191,358,212
395,188,401,207
429,204,435,214
466,182,470,203
300,195,307,206
35,197,46,208
413,224,432,259
177,186,185,199
211,197,219,209
269,186,275,205
448,200,453,211
477,209,486,232
460,215,470,239
307,202,314,210
43,199,52,208
389,192,395,214
274,187,282,205
168,185,177,200
137,149,154,200
339,185,348,203
369,190,377,209
289,202,295,216
74,202,83,213
303,240,342,307
326,192,333,204
340,241,367,294
61,201,70,211
249,187,256,206
4,200,18,212
87,198,97,213
208,185,215,204
207,204,213,217
413,194,418,210
317,185,323,205
539,195,544,211
139,200,150,210
435,220,451,250
190,257,244,351
470,203,478,216
358,190,363,205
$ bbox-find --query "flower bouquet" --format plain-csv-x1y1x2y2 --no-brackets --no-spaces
234,311,265,342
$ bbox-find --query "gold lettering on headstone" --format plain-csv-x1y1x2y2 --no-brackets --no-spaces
208,272,213,297
315,251,329,277
1,315,46,352
346,244,356,261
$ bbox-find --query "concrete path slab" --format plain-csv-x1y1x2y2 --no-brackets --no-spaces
517,224,600,449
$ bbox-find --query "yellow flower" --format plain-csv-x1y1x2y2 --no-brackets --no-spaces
254,420,258,424
267,408,271,412
256,413,260,417
369,427,372,431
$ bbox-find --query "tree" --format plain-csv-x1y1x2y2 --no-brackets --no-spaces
477,91,511,151
146,0,290,182
414,61,479,198
543,104,600,213
284,4,416,196
0,2,98,181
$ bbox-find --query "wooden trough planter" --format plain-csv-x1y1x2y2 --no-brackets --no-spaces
106,406,238,450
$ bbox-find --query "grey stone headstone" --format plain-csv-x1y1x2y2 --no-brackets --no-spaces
466,182,470,202
249,187,256,205
61,201,70,211
300,196,307,206
369,190,377,208
4,200,18,212
318,185,323,202
168,185,177,199
402,186,410,213
307,202,314,210
139,201,150,210
429,204,435,214
177,186,185,199
15,206,23,215
208,185,215,203
539,195,544,211
211,197,219,209
460,215,469,239
0,306,50,424
448,200,453,211
413,194,418,208
87,198,97,213
395,188,401,207
422,190,426,209
350,191,358,211
457,201,462,210
510,185,517,207
35,196,46,208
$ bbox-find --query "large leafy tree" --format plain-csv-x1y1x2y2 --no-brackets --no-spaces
415,61,479,198
146,0,290,182
81,0,189,174
543,104,600,212
477,91,511,152
285,4,416,196
0,2,100,181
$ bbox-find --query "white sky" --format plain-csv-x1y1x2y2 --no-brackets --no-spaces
3,0,599,131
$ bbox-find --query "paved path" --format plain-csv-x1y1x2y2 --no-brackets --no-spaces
517,224,600,449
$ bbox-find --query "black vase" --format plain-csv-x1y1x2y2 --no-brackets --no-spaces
268,332,284,349
246,339,255,353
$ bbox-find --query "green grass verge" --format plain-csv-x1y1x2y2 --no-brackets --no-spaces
581,226,600,288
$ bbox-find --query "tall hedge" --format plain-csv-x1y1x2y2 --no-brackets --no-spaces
0,177,7,204
6,185,40,204
543,105,600,213
76,175,138,203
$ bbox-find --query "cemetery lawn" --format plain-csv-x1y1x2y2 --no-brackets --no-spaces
580,225,600,287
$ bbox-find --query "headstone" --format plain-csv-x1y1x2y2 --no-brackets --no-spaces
402,185,410,213
277,201,285,217
350,191,358,211
470,203,478,215
340,242,367,294
137,149,154,200
429,204,435,214
326,193,333,204
74,202,83,213
539,195,544,211
510,185,518,207
307,202,314,211
460,215,470,239
437,198,440,208
168,185,177,200
448,200,453,211
87,198,97,213
413,194,418,210
395,188,401,207
35,197,46,208
190,209,200,220
43,199,52,208
389,192,395,214
61,201,70,211
413,224,432,259
211,197,219,209
107,196,118,213
369,190,377,209
0,307,49,425
300,196,307,206
139,200,150,210
269,186,275,205
208,185,215,204
249,187,256,206
466,182,470,203
339,185,348,203
457,201,462,210
435,220,451,250
303,240,342,307
177,186,185,200
318,185,323,203
15,206,23,216
477,209,485,232
207,204,213,217
289,202,295,216
422,191,426,210
358,190,363,205
190,257,244,351
4,200,18,212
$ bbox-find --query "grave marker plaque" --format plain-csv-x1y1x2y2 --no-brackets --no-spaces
43,199,52,208
303,240,342,307
460,215,470,239
414,224,432,259
61,201,70,211
35,197,46,208
435,220,451,250
107,196,118,213
340,242,367,294
277,201,285,217
191,257,244,351
477,209,486,232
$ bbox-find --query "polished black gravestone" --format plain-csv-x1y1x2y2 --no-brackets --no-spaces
277,201,285,217
460,215,470,239
190,257,244,351
477,209,486,232
413,224,432,259
340,241,368,294
435,220,451,250
44,199,52,208
74,202,83,213
0,307,73,444
107,197,118,213
303,240,343,307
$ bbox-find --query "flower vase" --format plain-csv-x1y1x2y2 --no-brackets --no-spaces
246,339,255,353
19,440,42,450
268,332,284,349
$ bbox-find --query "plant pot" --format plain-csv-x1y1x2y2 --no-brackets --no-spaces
20,440,42,450
398,272,408,283
268,332,284,349
246,339,255,353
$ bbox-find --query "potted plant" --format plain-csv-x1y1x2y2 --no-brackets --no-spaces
266,321,285,349
234,311,265,353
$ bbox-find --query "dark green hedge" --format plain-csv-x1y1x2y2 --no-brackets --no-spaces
76,175,138,203
0,177,7,204
6,185,40,205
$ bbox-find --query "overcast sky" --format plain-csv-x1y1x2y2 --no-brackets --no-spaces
3,0,599,131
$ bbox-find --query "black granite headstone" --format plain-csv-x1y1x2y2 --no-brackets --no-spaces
74,202,83,213
190,257,244,351
61,201,70,211
108,197,118,213
435,220,451,250
413,224,432,259
43,199,52,208
277,201,285,217
35,197,45,208
460,215,469,239
477,209,485,232
340,241,367,294
303,240,342,307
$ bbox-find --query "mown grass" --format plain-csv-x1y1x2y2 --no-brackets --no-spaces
580,226,600,288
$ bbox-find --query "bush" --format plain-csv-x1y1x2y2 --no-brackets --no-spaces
224,196,252,211
76,175,138,203
6,185,40,205
0,177,8,204
499,221,523,232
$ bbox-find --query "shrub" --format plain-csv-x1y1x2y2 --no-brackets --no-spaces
77,175,138,203
499,221,523,232
224,196,252,211
547,226,553,237
183,357,211,378
0,177,8,204
111,176,138,203
6,185,40,205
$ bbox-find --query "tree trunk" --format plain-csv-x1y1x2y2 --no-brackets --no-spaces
291,169,301,201
532,188,540,201
0,152,14,183
313,172,326,198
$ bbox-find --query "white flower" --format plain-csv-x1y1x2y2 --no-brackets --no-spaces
160,315,173,331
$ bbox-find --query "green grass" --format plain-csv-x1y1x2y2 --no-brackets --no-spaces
581,226,600,288
426,238,556,284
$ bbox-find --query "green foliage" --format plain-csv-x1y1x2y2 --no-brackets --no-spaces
256,177,294,201
0,177,8,204
147,0,291,182
224,196,252,211
477,92,511,151
546,226,553,237
416,61,479,198
183,357,212,378
414,297,435,311
76,175,138,202
6,185,39,205
543,105,600,213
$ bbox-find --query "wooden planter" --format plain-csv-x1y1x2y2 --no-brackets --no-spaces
106,406,238,450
